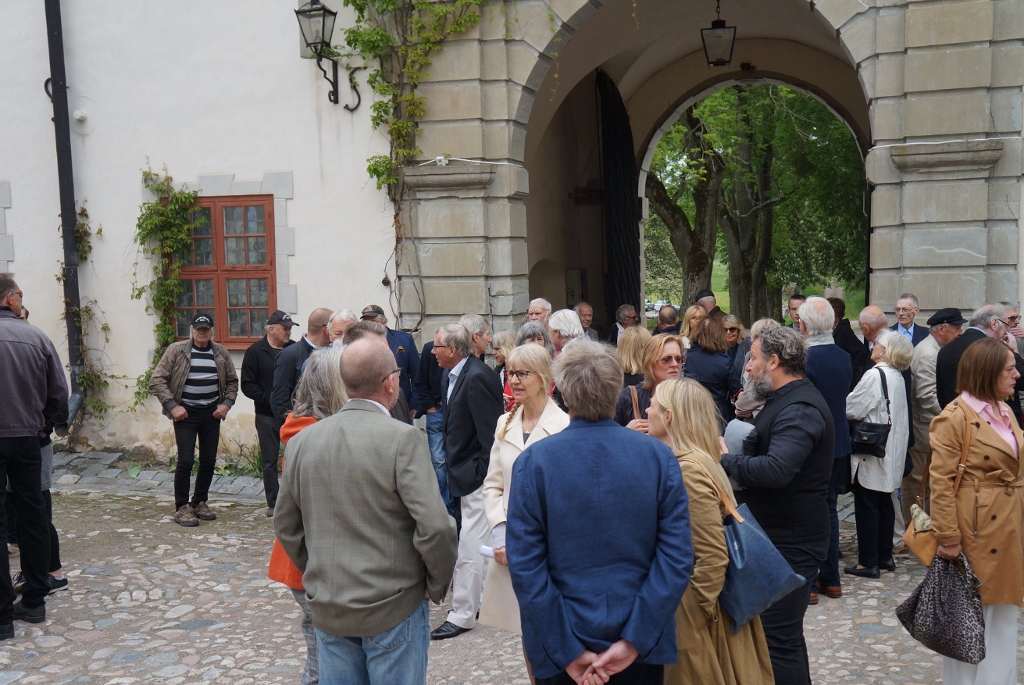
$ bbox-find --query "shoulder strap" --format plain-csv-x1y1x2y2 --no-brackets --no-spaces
678,457,744,523
629,385,641,421
920,407,973,504
876,367,891,426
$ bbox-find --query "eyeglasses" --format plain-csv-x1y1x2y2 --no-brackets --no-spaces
724,327,739,333
894,307,918,314
997,319,1012,328
12,291,22,298
658,355,684,365
381,368,401,383
507,370,533,380
623,314,639,321
1009,316,1021,323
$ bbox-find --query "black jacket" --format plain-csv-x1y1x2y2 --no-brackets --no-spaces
271,336,318,423
414,341,444,415
935,328,988,409
241,336,293,417
833,319,870,391
441,355,503,497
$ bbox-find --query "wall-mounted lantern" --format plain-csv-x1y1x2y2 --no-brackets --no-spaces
296,0,362,108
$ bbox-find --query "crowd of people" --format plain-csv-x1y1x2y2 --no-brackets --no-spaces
2,266,1023,685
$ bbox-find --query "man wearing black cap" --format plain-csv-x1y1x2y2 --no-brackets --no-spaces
901,308,965,531
361,305,419,410
241,311,296,516
695,288,726,322
150,313,238,527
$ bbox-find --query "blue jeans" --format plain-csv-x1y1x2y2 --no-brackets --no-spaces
425,412,453,513
316,600,430,685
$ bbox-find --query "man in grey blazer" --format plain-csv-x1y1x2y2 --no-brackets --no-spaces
275,338,457,684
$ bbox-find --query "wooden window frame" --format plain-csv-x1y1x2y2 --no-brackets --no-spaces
175,194,277,350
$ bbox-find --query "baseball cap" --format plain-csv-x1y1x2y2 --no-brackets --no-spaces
361,304,386,320
267,310,296,327
192,313,214,329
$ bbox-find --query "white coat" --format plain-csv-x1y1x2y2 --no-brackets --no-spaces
847,362,909,493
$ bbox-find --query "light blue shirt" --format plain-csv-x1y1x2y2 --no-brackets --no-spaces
897,323,915,342
446,357,468,403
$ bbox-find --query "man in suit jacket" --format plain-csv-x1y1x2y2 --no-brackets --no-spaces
274,338,457,684
574,301,600,340
360,305,419,410
902,308,965,528
430,323,503,640
606,304,640,346
270,308,332,422
889,293,930,346
507,340,692,683
936,303,1011,408
829,297,870,391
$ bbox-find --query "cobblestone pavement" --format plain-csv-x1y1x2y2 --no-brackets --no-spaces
0,452,1015,683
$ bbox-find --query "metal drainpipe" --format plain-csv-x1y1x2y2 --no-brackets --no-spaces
44,0,85,425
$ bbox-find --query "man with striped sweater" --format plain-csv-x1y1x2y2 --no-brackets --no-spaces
150,313,239,527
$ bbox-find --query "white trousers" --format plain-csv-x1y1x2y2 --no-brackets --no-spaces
942,604,1018,685
892,490,905,548
447,486,488,629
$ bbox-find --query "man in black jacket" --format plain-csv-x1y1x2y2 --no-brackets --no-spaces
720,327,834,684
241,310,295,516
270,308,332,423
429,322,503,641
828,297,869,391
936,303,1011,408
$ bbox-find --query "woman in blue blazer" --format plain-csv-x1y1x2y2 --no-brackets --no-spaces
683,318,737,425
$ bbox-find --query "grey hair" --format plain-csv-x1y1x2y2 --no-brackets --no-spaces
516,321,553,353
969,303,1011,329
758,326,807,377
459,313,490,338
529,298,552,313
329,308,357,325
292,346,348,419
876,330,914,372
548,309,585,339
697,295,716,308
553,339,623,420
896,293,920,308
438,323,474,358
750,318,781,340
0,273,18,300
858,307,888,332
615,304,637,324
798,297,835,337
492,329,517,354
573,301,593,313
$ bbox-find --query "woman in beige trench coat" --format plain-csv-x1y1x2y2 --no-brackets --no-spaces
648,378,774,685
929,337,1024,685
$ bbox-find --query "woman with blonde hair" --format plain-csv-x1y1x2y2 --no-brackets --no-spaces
680,305,706,349
617,325,652,387
613,334,684,432
648,378,774,685
723,315,750,391
480,344,570,682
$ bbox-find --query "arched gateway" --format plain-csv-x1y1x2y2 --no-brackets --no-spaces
399,0,1024,334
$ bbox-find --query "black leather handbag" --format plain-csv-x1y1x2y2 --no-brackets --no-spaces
849,367,891,459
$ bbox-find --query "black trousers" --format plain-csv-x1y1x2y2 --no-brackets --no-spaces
7,490,60,573
853,480,895,568
536,662,663,685
173,404,220,509
255,413,282,509
760,544,820,685
0,437,51,615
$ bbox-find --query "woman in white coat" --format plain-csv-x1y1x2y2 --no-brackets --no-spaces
479,343,569,680
845,330,914,578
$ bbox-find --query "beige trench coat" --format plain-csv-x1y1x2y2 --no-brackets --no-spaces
929,397,1024,606
664,450,775,685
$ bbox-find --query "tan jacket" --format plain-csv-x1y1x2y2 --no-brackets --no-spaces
910,334,941,450
274,400,458,637
664,450,774,685
148,339,238,417
929,398,1024,606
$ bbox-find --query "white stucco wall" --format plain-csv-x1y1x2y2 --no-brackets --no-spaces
0,2,395,455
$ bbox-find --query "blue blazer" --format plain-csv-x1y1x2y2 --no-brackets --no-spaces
889,322,930,347
683,346,737,423
386,328,419,404
506,418,693,679
806,344,853,459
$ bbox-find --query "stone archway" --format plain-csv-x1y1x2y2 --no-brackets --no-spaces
398,0,1024,337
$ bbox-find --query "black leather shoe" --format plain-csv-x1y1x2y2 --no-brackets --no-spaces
844,565,880,579
0,623,12,640
881,558,896,572
430,621,470,640
12,601,44,624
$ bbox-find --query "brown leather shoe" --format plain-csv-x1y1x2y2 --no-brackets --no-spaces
808,591,818,606
893,546,911,556
816,580,842,599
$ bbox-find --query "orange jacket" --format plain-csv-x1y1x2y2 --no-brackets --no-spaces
267,413,319,589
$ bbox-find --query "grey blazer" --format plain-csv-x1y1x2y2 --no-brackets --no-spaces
275,399,458,637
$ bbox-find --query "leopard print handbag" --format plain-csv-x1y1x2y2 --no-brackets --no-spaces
895,554,986,664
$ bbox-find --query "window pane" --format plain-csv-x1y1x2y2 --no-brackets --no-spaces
224,206,244,235
176,279,194,308
250,309,269,337
228,309,248,338
193,238,214,267
248,279,268,306
191,208,212,237
246,237,266,265
246,206,265,235
224,237,245,265
195,279,216,307
226,279,247,307
175,310,192,338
